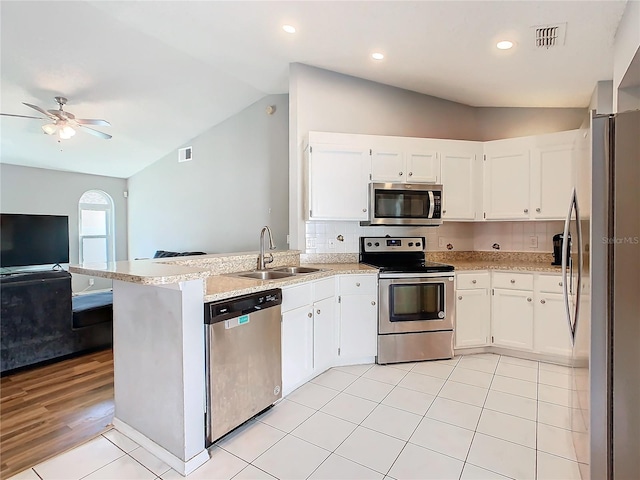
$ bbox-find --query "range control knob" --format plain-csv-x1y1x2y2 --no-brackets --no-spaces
416,242,421,247
408,242,414,246
375,242,380,247
367,242,372,247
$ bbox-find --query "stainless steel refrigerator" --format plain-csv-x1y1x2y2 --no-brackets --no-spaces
563,110,640,480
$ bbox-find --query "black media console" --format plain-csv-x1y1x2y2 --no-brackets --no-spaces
0,270,112,374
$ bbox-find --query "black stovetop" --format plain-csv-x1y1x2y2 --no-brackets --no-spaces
359,236,454,273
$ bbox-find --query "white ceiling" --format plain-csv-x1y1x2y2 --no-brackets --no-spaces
0,1,628,179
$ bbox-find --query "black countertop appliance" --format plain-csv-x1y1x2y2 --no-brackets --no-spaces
552,232,570,265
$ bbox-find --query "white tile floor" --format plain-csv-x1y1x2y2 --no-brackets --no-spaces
10,354,585,480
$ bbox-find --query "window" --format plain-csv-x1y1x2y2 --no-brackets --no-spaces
79,190,115,263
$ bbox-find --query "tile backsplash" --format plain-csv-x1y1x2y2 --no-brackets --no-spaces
304,221,564,254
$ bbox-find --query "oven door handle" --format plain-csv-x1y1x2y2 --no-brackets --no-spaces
379,274,454,281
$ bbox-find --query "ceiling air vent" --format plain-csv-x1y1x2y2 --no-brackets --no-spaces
532,23,567,49
178,146,193,163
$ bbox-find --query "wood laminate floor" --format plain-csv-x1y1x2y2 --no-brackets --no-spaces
0,349,114,479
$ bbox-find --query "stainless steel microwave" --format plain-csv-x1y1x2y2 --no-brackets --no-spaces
361,183,443,226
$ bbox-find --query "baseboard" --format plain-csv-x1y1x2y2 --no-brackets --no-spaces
454,345,575,366
112,418,209,476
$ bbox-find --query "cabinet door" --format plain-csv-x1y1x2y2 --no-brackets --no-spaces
282,306,314,394
313,296,337,374
309,144,370,220
455,288,490,348
483,149,530,220
531,145,574,219
406,151,439,183
339,295,377,359
371,149,404,183
534,292,572,357
491,288,534,350
441,152,477,220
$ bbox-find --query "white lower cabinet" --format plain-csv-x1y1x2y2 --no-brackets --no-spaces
454,272,490,348
455,271,569,360
313,284,338,375
534,275,572,357
491,287,534,350
281,304,314,395
338,274,378,361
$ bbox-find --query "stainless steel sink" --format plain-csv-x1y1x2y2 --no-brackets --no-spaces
236,270,295,280
273,266,322,274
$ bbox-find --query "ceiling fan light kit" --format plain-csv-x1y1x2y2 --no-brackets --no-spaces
1,96,112,140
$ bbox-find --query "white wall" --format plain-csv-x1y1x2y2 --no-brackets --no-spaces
612,0,640,111
127,94,288,260
289,63,587,250
0,163,128,292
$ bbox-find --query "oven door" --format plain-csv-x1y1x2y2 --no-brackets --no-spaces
379,274,454,334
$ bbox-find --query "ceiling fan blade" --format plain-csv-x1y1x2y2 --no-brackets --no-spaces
23,102,56,119
75,118,111,127
0,113,45,120
78,124,112,140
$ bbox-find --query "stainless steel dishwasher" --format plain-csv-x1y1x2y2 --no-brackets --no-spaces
204,288,282,446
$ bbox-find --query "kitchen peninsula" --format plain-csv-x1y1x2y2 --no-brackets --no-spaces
70,250,376,475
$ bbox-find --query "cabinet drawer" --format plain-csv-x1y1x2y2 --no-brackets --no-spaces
339,275,377,295
281,283,313,313
536,274,564,294
492,272,534,290
313,277,336,301
456,272,490,289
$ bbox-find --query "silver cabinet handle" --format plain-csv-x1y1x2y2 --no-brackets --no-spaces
408,172,413,176
472,279,477,284
536,208,541,213
362,208,367,212
356,282,361,287
458,296,463,300
524,208,529,213
559,282,563,287
399,172,403,176
540,299,546,304
316,309,321,314
443,210,446,214
510,279,516,284
307,312,313,318
371,301,376,306
527,297,532,302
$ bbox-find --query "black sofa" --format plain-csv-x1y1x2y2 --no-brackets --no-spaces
0,271,112,374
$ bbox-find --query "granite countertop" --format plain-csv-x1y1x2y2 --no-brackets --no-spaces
204,263,378,302
448,260,563,273
68,260,213,285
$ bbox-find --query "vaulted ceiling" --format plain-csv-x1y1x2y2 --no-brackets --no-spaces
0,1,628,178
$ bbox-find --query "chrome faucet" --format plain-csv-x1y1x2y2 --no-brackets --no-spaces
257,226,276,270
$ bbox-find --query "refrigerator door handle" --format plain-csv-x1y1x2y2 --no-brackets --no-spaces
562,192,572,340
562,187,582,345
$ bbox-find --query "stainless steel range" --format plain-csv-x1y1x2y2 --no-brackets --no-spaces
360,236,455,364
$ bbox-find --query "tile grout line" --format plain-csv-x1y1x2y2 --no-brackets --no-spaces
457,354,501,480
383,355,460,478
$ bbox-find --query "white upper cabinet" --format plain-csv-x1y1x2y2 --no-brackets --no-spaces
371,137,440,184
307,138,370,221
483,138,531,220
483,131,578,221
531,144,574,219
440,141,483,221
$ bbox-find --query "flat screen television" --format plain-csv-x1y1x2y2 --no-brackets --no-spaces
0,214,70,268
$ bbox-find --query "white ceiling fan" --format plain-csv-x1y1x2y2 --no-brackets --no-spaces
1,96,112,140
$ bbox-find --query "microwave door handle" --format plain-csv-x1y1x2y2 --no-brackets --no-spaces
428,191,435,218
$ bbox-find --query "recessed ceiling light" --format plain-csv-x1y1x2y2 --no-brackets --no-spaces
372,52,384,60
282,25,296,34
496,40,514,50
